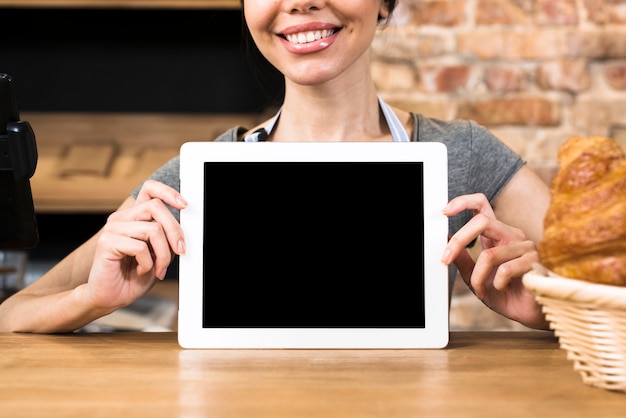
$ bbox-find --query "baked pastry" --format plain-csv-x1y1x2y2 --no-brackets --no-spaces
537,136,626,286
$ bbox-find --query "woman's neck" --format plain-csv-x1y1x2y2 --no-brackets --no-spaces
272,78,391,142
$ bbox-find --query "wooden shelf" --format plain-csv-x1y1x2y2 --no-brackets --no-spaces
0,0,239,8
25,112,260,213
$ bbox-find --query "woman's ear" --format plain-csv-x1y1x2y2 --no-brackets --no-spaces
378,0,391,21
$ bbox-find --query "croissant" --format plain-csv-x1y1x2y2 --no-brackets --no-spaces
537,136,626,286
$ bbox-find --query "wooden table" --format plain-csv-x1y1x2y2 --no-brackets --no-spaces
1,332,624,417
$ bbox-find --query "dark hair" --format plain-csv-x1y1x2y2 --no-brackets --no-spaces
381,0,399,23
239,5,284,108
239,0,399,108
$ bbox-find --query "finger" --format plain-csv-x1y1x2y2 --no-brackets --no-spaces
453,248,476,291
109,197,171,223
108,199,186,255
135,221,173,280
448,214,526,261
442,193,495,218
441,194,497,265
97,231,157,277
135,179,188,209
490,247,539,291
470,241,537,296
102,221,173,278
442,213,498,264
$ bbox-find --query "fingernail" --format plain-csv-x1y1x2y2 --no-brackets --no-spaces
178,239,186,255
176,195,188,208
441,248,451,264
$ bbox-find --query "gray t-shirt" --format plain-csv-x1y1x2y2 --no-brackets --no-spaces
131,114,524,291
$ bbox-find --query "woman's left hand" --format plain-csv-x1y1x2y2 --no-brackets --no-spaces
441,193,548,329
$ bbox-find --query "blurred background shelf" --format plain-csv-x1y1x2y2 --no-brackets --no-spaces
25,112,260,213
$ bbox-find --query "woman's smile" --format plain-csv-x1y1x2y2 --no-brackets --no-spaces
285,28,336,44
279,24,341,53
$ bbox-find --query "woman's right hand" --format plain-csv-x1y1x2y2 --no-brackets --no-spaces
81,180,187,312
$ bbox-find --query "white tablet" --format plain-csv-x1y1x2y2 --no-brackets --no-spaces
178,141,449,349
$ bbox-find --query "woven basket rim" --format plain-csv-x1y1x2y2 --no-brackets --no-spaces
523,269,626,310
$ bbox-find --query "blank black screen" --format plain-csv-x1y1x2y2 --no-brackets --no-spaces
202,162,425,328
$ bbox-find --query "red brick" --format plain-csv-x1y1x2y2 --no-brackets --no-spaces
412,0,468,26
583,0,609,24
565,29,626,58
608,0,626,23
475,0,530,25
458,29,565,59
457,97,561,126
604,30,626,56
535,0,579,25
457,31,506,59
536,59,591,92
372,32,450,59
605,63,626,89
418,65,471,93
484,65,527,91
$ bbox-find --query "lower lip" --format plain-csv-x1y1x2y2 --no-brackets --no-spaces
280,32,338,54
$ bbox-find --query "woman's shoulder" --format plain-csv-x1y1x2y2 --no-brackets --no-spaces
409,111,522,168
410,113,490,143
214,126,249,142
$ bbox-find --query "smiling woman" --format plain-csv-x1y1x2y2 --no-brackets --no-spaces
1,0,552,334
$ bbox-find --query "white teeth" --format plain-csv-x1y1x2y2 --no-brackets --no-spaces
286,29,334,44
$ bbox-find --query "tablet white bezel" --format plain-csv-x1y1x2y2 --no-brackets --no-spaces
178,142,449,349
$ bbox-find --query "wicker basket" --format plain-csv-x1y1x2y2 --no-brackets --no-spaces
523,268,626,392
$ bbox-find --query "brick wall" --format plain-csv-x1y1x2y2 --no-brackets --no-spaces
372,0,626,183
371,0,626,330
